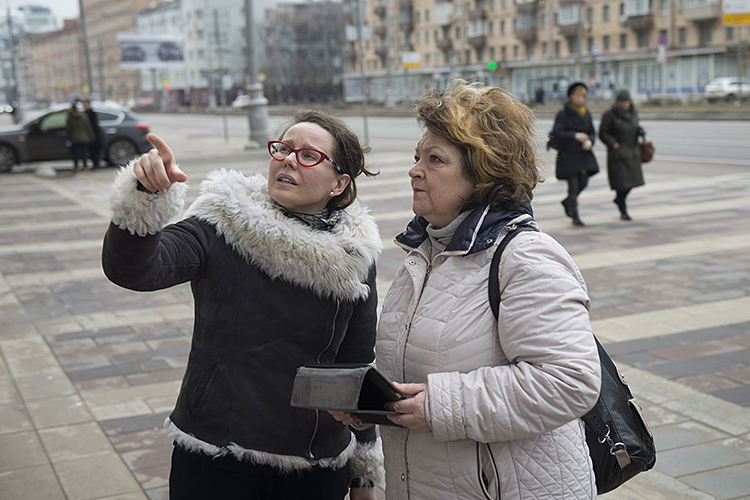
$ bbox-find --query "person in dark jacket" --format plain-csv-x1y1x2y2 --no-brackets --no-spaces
598,89,645,221
82,98,104,168
551,82,600,226
101,109,383,500
66,99,95,173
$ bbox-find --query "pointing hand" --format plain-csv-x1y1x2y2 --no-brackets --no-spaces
133,133,188,193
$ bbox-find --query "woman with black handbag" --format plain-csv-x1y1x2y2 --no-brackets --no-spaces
599,89,646,221
551,82,600,226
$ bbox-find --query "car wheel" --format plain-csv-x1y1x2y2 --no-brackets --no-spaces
106,139,138,167
0,144,16,172
725,94,735,102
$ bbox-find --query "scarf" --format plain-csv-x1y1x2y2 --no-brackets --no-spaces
572,104,587,117
273,200,341,231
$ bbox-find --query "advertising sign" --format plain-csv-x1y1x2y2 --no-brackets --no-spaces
117,33,185,69
723,0,750,25
402,51,422,69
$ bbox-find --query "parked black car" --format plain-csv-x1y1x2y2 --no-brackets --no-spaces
0,102,152,173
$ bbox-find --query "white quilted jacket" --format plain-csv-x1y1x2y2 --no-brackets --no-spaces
377,215,601,500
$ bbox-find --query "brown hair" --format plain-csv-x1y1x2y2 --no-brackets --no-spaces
278,109,377,210
415,79,541,210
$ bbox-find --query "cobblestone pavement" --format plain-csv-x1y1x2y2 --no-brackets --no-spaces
1,123,750,500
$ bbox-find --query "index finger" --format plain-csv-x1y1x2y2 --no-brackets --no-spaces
147,133,174,167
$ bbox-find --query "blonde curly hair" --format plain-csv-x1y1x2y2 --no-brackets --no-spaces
415,79,541,210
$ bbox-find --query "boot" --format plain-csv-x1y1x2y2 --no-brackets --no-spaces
614,198,631,221
571,207,585,226
561,198,575,218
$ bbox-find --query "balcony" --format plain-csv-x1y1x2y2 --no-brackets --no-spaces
558,23,579,38
375,46,388,59
437,38,453,52
683,2,720,21
515,0,539,13
515,27,537,42
373,5,386,18
399,0,413,9
623,12,653,30
374,25,386,38
469,8,488,20
468,34,487,49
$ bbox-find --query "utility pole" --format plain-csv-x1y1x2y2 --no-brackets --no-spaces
5,6,18,103
575,0,582,81
244,0,270,149
78,0,94,96
355,0,369,144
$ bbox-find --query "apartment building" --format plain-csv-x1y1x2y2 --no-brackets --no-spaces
343,0,750,103
30,19,87,103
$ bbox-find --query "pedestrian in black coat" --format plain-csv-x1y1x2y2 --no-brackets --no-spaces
82,99,103,168
598,89,645,221
551,82,600,226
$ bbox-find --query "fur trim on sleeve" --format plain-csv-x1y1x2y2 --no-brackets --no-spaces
348,437,385,491
109,160,187,236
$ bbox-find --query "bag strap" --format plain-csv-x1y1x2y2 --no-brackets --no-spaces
489,225,539,320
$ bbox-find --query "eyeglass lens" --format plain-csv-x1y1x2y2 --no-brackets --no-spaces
270,142,324,167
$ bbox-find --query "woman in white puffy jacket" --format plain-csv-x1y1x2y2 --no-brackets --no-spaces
334,80,601,499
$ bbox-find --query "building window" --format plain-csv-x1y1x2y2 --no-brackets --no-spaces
416,11,420,23
501,45,506,60
501,19,505,35
526,42,534,59
554,40,560,56
637,30,649,47
699,24,711,45
660,0,667,13
542,41,548,55
620,33,627,49
490,0,495,11
456,26,461,39
620,3,625,16
568,37,579,54
456,51,462,64
678,27,686,45
490,46,495,60
587,7,593,25
513,45,519,58
603,4,610,21
603,35,610,50
542,13,547,28
726,26,734,41
426,10,429,21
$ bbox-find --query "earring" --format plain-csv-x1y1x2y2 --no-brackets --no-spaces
330,191,335,195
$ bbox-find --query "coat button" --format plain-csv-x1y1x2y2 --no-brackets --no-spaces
401,473,406,481
486,238,493,244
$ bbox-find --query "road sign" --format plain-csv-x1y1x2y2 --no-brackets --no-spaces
591,43,600,58
723,0,750,25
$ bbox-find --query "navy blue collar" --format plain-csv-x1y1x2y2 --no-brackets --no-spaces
395,202,534,256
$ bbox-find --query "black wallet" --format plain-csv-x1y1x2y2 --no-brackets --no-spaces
290,364,409,426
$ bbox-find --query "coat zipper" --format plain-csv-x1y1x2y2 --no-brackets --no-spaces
307,301,341,458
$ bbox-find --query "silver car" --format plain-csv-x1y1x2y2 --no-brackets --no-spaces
704,77,750,103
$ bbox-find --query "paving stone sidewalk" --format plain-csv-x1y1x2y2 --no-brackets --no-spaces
1,141,750,499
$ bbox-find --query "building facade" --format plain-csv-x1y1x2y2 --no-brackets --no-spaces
30,19,87,103
343,0,750,104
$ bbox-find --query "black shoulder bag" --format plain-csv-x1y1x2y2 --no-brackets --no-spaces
489,225,656,494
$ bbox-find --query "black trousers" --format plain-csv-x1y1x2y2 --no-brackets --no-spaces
70,143,89,168
169,445,350,500
566,172,589,209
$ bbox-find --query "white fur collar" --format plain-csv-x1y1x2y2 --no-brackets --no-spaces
184,170,381,301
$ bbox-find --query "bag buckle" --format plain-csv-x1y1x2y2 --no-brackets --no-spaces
598,425,631,469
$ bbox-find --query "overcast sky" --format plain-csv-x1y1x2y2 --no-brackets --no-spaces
9,0,80,20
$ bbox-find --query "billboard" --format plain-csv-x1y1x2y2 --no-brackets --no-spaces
723,0,750,25
117,33,185,69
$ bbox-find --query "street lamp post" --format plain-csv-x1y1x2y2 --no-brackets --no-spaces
244,0,270,149
78,0,94,96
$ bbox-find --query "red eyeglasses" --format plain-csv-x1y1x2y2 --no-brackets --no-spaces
268,141,343,174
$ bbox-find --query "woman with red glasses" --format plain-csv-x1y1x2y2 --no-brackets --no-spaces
102,109,382,500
